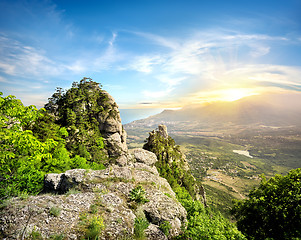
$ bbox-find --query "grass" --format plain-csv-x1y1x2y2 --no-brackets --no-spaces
27,227,43,240
134,217,149,240
48,234,65,240
49,206,61,217
66,188,81,196
89,204,98,214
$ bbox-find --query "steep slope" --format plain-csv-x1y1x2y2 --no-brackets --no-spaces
143,125,207,205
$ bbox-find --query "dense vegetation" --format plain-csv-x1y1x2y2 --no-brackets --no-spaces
231,168,301,240
143,129,198,199
0,79,108,201
44,77,108,162
175,187,246,240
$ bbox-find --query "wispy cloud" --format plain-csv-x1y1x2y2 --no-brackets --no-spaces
109,32,117,46
121,30,301,106
0,35,63,77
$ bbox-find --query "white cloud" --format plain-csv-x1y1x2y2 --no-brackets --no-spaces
249,44,270,58
0,76,8,83
0,36,63,77
130,55,164,73
109,32,117,46
132,31,180,49
143,88,173,98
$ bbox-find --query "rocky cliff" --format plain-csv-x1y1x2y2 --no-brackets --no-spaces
0,82,187,240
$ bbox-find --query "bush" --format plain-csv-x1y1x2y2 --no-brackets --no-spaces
85,216,104,240
129,186,149,204
134,217,149,240
177,200,246,240
231,169,301,240
159,221,171,237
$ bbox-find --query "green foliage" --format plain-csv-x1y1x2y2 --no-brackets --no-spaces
26,227,43,240
84,216,105,240
89,204,98,214
0,93,57,199
48,234,65,240
134,217,149,240
176,199,246,240
159,221,171,237
49,206,61,217
0,82,107,201
129,185,149,204
231,168,301,240
44,78,107,164
143,130,198,199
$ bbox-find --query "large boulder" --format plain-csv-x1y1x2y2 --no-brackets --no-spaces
131,148,158,166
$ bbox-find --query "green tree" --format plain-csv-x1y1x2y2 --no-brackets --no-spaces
143,129,198,199
0,91,103,201
174,185,246,240
231,168,301,240
0,93,56,198
44,78,107,165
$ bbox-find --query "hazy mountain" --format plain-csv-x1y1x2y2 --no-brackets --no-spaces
126,92,301,128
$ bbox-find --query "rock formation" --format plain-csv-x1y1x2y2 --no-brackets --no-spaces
143,125,207,206
0,83,188,240
0,151,186,239
97,90,127,157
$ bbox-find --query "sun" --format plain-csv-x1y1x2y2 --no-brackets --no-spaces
220,88,258,102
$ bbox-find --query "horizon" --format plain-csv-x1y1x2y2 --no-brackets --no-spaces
1,0,301,117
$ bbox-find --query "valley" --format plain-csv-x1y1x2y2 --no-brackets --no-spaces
125,121,301,216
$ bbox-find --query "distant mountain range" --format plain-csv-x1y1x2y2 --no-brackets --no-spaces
126,92,301,129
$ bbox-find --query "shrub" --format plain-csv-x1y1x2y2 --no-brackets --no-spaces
159,221,171,237
231,169,301,240
85,216,104,240
129,186,149,204
134,217,149,240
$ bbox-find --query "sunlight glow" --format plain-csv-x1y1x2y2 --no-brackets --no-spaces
189,88,262,105
219,88,259,102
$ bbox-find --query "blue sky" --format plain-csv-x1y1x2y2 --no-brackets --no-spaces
1,0,301,113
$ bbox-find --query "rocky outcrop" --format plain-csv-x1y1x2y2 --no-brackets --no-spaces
1,153,187,239
158,124,168,139
144,125,207,205
98,90,127,157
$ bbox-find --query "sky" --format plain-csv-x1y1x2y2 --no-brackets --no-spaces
1,0,301,119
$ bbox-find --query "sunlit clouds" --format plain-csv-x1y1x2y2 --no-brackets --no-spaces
0,0,301,109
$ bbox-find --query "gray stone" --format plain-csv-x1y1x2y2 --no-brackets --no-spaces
115,155,128,166
145,224,168,240
131,148,158,166
1,159,187,239
44,173,63,191
106,133,128,157
158,125,168,139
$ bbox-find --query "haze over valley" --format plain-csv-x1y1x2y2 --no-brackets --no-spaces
125,92,301,213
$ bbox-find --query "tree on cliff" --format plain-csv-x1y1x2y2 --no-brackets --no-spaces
231,168,301,240
44,77,107,163
143,125,199,199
